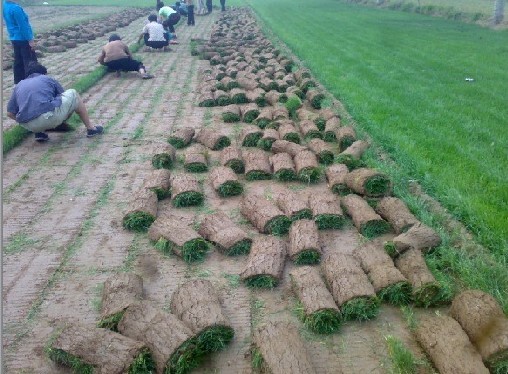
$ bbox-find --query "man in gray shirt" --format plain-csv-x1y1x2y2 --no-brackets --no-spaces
7,62,103,142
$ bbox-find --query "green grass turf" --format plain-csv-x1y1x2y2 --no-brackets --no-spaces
291,209,313,221
184,163,208,173
282,133,301,144
334,154,366,170
196,326,234,352
222,112,241,123
211,137,231,151
244,110,261,123
265,215,292,236
341,296,381,321
166,338,204,374
245,170,272,181
385,335,420,374
47,348,94,374
198,98,215,107
168,137,190,149
360,219,392,239
323,131,337,142
129,349,157,374
295,302,342,334
364,174,392,196
122,212,155,232
257,138,276,151
274,169,297,181
242,133,263,147
216,96,232,106
293,250,321,265
298,167,322,183
254,118,271,129
331,183,352,196
314,118,326,131
225,160,245,174
155,237,208,263
216,181,244,197
246,0,508,257
172,191,204,207
224,239,252,256
339,136,356,151
152,154,173,170
148,187,170,200
315,214,345,230
316,151,334,165
377,282,413,305
244,275,279,288
97,311,124,332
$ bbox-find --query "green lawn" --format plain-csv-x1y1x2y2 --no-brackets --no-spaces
27,0,153,6
242,0,508,258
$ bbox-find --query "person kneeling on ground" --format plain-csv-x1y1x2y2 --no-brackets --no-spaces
6,62,103,142
139,14,170,50
98,34,154,79
159,3,181,36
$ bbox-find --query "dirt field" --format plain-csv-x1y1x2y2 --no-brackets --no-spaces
2,7,443,374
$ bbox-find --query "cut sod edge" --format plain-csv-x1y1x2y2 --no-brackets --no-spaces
293,249,321,265
212,137,231,151
298,167,321,183
149,187,171,200
172,191,204,207
123,211,156,233
364,175,392,197
245,170,272,181
166,337,203,374
154,237,208,263
243,134,263,147
97,310,124,332
377,281,413,306
304,308,342,334
291,209,313,221
341,296,380,321
274,168,297,181
152,154,173,170
244,274,279,288
224,238,252,256
265,215,292,236
196,325,235,352
184,163,208,173
216,180,243,197
315,214,345,229
167,137,188,149
360,220,391,239
225,159,245,174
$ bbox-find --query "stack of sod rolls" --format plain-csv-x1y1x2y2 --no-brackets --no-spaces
47,323,155,373
198,211,252,255
326,163,351,195
122,188,158,232
170,280,235,353
148,215,208,263
143,169,171,200
183,144,208,173
209,166,243,197
252,320,316,374
195,127,231,151
220,146,244,174
168,127,195,149
309,190,345,230
290,266,342,334
335,139,368,169
98,273,143,331
294,150,321,183
269,152,297,181
288,219,322,265
240,194,291,236
321,253,380,321
243,148,272,181
151,142,176,170
240,235,286,288
341,194,391,238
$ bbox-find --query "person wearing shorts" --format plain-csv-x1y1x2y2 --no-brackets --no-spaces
98,34,154,79
6,62,103,142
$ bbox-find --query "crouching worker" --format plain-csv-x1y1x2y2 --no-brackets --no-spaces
6,62,103,142
138,14,174,51
98,34,154,79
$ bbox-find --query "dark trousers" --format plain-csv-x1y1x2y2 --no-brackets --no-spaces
220,0,225,11
11,40,38,84
187,5,195,25
144,33,169,49
165,13,181,33
206,0,212,13
105,58,143,72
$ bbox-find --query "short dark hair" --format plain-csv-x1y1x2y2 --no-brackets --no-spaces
108,34,121,42
148,14,158,22
25,61,47,76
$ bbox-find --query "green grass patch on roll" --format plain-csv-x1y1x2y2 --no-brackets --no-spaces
291,209,313,221
231,93,248,104
244,110,261,123
323,131,337,142
255,119,271,129
317,151,334,165
184,163,208,173
196,326,234,353
212,137,231,151
244,275,279,288
227,81,239,90
265,215,292,236
242,133,263,147
274,169,297,182
378,282,413,306
167,338,204,374
123,212,156,233
226,160,245,174
315,214,345,230
298,167,322,183
384,241,397,257
148,187,171,201
172,191,204,207
293,250,321,265
341,296,380,321
216,181,243,197
360,220,391,239
251,347,265,370
128,349,157,374
295,302,342,334
47,348,95,374
198,98,215,107
245,170,272,181
314,118,326,131
97,311,124,332
257,138,275,151
331,184,352,196
283,133,301,144
491,360,508,374
304,131,323,141
334,154,366,169
413,283,445,308
339,137,355,151
225,239,252,256
365,175,392,196
254,97,267,107
152,154,173,169
216,96,231,107
222,112,241,123
167,137,187,149
155,237,208,263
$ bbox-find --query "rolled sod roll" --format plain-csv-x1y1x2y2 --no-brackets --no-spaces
148,216,208,262
286,85,304,100
270,152,297,181
167,127,195,149
309,190,345,229
243,148,272,181
184,145,208,173
98,273,143,331
271,105,289,121
385,223,442,257
221,104,241,123
123,188,158,232
219,76,239,90
220,146,244,174
290,266,341,334
294,150,322,183
278,121,301,144
337,126,357,151
198,91,215,107
345,168,392,197
47,323,154,374
272,139,307,157
323,116,340,142
341,194,391,238
240,194,291,236
259,77,278,91
246,89,267,107
254,107,273,129
240,125,263,147
275,79,288,93
326,163,351,195
353,240,395,273
252,320,316,374
240,235,287,288
274,189,312,221
306,89,325,109
289,219,322,265
294,68,311,82
367,264,411,305
296,107,319,123
375,197,419,234
283,73,296,86
299,119,322,140
151,142,176,169
170,279,234,352
299,77,317,93
394,248,442,307
170,174,204,207
321,108,338,120
307,138,334,165
118,302,203,374
213,89,231,106
209,166,243,197
230,87,248,104
195,128,231,151
237,77,259,90
258,128,279,151
198,211,251,255
321,253,380,321
450,290,508,371
143,169,171,200
336,140,369,169
265,90,283,106
241,103,261,123
414,314,489,374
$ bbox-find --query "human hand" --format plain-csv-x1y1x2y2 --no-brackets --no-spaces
29,40,36,50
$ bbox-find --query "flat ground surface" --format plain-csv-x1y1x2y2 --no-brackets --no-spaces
2,7,436,374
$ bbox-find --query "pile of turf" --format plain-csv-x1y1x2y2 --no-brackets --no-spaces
241,194,291,235
299,119,322,140
170,174,204,207
289,219,322,265
143,169,171,200
323,117,340,142
278,121,301,144
152,143,176,170
210,166,243,197
306,89,325,109
221,104,241,123
243,149,272,181
183,145,208,173
246,88,267,107
325,163,351,195
337,126,356,151
341,194,391,238
220,146,244,174
168,127,195,149
241,103,261,123
307,138,334,165
309,190,345,230
240,125,263,147
122,188,158,232
294,150,322,183
257,128,279,151
270,152,297,181
195,128,231,151
345,168,392,197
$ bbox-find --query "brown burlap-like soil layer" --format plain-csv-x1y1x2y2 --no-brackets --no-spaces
220,145,244,173
209,166,242,196
270,152,297,179
243,148,272,178
308,138,334,164
288,219,321,261
151,142,176,169
450,289,508,365
255,107,273,128
195,127,230,150
353,240,395,274
184,144,208,171
375,196,419,234
118,302,195,374
308,189,345,229
271,139,307,157
265,90,283,106
260,128,279,145
326,163,351,195
170,174,202,204
198,211,251,254
240,235,286,285
367,264,408,294
414,314,489,374
278,121,301,144
389,222,442,255
168,127,195,148
48,323,148,374
299,119,321,139
253,320,316,374
143,169,171,199
324,116,340,137
99,273,143,330
274,188,311,220
341,194,390,237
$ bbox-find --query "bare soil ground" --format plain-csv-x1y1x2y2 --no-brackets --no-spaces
2,7,436,374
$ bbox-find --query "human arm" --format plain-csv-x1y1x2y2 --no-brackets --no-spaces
7,93,19,121
98,48,106,64
11,6,36,49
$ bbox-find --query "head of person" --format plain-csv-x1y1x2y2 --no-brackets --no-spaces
25,61,48,76
148,14,158,22
108,34,121,42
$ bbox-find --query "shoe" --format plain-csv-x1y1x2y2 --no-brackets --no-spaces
141,73,154,80
35,132,49,142
47,122,73,132
86,126,103,138
169,40,179,45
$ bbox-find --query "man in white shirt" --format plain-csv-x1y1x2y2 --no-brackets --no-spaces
139,14,172,50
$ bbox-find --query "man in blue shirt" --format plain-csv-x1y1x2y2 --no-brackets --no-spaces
2,0,38,83
7,62,103,142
